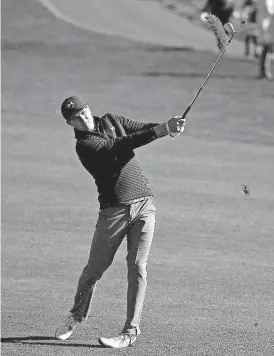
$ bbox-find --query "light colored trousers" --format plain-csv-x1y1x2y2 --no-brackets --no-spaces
70,196,156,336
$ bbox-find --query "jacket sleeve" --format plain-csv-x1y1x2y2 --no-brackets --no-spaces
115,115,159,134
77,128,158,155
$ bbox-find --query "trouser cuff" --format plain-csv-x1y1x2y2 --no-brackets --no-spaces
122,326,141,336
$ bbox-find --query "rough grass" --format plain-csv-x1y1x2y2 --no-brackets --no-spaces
1,0,274,355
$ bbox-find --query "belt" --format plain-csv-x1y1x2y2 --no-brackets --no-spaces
100,195,153,210
123,196,149,205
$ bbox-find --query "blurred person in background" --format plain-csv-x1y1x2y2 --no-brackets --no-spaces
257,0,274,80
241,0,259,57
201,0,235,25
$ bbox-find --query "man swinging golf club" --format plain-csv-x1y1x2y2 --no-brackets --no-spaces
55,96,186,348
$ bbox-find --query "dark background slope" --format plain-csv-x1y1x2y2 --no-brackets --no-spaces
1,0,274,355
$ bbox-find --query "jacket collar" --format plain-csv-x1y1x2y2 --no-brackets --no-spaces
74,116,100,139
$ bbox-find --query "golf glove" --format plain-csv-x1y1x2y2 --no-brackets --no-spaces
166,116,186,137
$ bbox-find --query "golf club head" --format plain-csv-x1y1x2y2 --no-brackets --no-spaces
224,21,245,35
224,22,235,35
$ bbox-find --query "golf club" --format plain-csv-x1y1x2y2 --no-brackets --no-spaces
181,17,246,120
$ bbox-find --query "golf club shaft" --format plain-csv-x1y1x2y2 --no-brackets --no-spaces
182,33,235,119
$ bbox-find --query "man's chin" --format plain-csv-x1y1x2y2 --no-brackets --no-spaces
86,125,95,131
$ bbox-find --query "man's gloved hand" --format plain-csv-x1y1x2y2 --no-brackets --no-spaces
200,12,208,23
262,18,270,31
153,116,186,138
166,116,186,137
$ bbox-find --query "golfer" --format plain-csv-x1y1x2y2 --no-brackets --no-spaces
55,96,186,348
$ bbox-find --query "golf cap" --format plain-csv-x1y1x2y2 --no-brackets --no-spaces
61,96,87,120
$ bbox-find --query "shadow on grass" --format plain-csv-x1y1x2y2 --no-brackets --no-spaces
140,71,257,80
1,336,102,348
145,46,194,52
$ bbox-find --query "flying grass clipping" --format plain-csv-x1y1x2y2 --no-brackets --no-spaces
205,14,228,50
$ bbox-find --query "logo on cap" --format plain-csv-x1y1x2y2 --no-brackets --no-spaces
66,100,75,109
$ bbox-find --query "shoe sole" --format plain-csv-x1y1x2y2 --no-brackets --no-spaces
56,330,73,340
98,338,112,347
98,338,104,347
98,337,136,348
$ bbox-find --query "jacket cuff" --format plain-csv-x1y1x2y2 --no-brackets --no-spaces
153,123,169,138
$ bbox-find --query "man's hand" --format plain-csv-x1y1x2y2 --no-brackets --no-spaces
153,116,186,138
166,116,186,137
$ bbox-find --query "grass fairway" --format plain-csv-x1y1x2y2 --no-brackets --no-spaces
1,0,274,355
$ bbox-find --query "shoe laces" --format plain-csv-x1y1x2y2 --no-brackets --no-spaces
118,333,136,346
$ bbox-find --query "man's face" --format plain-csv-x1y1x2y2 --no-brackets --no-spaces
66,106,95,131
